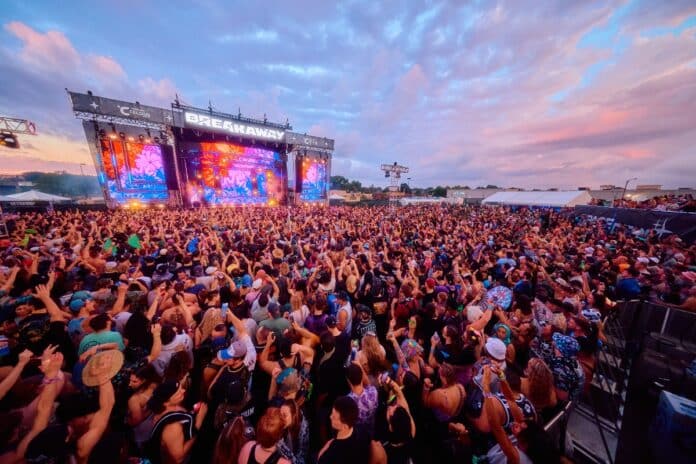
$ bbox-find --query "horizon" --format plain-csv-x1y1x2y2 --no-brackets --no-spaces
1,1,695,189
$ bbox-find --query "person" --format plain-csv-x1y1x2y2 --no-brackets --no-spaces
278,399,309,464
78,313,126,356
334,291,353,335
317,396,370,464
24,350,119,464
145,377,207,464
520,357,558,421
128,363,162,451
237,407,291,464
544,333,584,402
213,416,253,464
0,349,32,400
346,363,378,435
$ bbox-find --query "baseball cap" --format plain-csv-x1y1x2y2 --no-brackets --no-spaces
218,340,248,361
485,338,506,361
72,291,93,301
240,275,253,287
69,300,86,312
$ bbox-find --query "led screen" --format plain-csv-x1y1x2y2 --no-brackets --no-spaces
299,159,328,201
180,141,285,205
99,139,169,203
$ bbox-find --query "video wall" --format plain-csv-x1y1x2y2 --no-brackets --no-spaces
99,139,169,203
299,159,328,201
180,141,285,205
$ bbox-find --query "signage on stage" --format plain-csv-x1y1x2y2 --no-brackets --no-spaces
183,111,285,141
68,92,173,125
285,132,334,150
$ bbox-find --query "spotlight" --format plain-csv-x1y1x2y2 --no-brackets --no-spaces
138,135,145,143
127,136,135,142
119,132,126,139
108,133,117,140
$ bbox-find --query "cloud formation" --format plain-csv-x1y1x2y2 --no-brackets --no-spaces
0,1,694,189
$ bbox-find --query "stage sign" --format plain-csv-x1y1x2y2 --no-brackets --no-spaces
181,111,285,141
285,132,334,150
68,91,173,125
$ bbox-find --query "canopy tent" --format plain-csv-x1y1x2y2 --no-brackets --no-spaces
3,190,71,202
329,193,346,201
482,191,592,207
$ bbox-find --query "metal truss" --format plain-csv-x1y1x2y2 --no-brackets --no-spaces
72,111,167,131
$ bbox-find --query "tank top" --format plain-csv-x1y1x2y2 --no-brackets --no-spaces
514,393,537,422
145,411,195,464
247,443,282,464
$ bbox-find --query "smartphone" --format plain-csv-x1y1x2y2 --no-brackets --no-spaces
221,302,229,319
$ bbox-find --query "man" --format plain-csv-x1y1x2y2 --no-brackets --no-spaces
318,396,370,464
335,291,353,335
259,302,290,334
346,363,378,435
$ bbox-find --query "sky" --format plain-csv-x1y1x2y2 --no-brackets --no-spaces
0,0,694,189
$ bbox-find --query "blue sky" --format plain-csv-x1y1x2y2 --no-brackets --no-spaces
0,0,695,188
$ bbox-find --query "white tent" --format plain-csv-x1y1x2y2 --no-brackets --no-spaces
4,190,71,202
482,190,592,207
329,193,346,201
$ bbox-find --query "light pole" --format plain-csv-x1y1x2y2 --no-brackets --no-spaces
619,177,638,207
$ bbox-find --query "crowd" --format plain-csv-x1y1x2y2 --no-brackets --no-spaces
0,204,693,464
592,193,696,212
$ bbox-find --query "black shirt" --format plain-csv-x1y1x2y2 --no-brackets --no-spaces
318,429,370,464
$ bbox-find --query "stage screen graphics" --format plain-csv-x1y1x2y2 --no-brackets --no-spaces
99,139,169,203
299,160,328,201
181,141,285,205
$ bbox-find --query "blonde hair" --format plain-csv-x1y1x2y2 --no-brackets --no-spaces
290,292,304,312
527,358,554,409
361,333,388,375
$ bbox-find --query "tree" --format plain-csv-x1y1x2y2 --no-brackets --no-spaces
400,183,411,194
330,175,350,190
432,186,447,197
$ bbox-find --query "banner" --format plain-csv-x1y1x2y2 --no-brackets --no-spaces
68,92,173,125
285,132,334,150
574,206,696,243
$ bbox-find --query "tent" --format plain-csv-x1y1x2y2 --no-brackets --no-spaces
4,190,71,202
482,191,592,207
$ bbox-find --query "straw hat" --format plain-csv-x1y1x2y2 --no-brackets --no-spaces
82,350,124,387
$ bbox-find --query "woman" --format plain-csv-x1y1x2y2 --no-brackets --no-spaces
288,292,310,328
493,323,516,365
213,416,253,464
520,358,558,422
356,332,389,385
127,363,161,452
144,377,207,464
429,324,476,386
237,407,291,464
422,363,466,424
278,399,309,464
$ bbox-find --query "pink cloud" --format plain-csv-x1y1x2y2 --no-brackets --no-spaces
88,55,126,80
4,21,80,70
137,77,180,105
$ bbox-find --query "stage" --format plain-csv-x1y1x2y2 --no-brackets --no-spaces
68,91,334,208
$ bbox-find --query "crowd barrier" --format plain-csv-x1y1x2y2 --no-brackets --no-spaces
573,205,696,243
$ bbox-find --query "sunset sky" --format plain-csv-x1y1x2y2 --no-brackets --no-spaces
0,0,694,189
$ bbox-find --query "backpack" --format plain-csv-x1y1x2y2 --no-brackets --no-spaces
369,275,386,300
